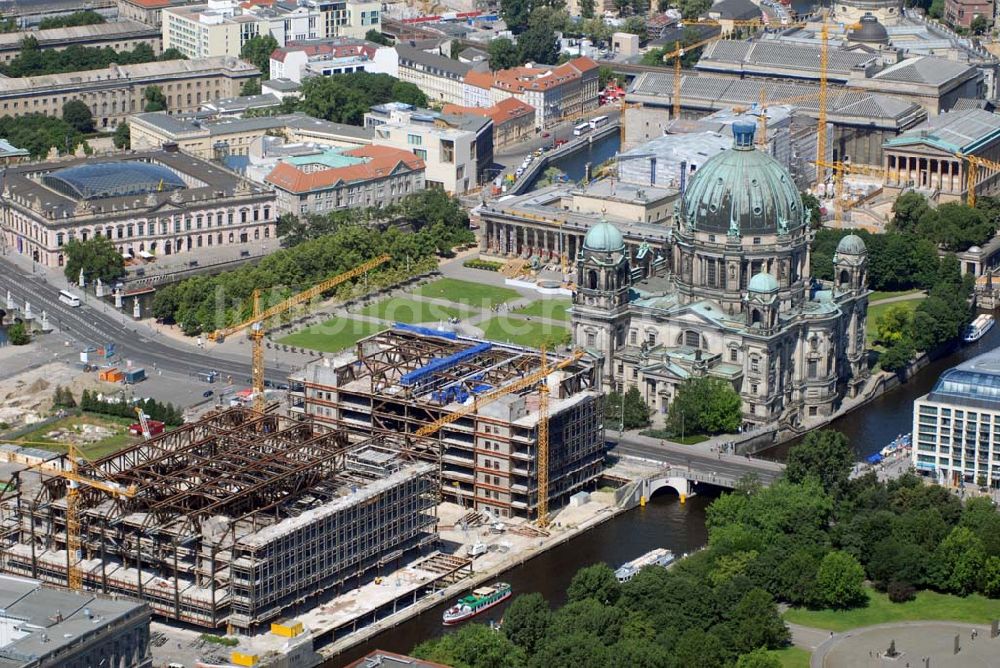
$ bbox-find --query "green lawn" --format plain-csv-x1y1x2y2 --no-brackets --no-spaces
869,289,922,303
768,646,811,668
513,299,572,322
866,297,924,345
784,587,1000,632
414,278,520,309
279,316,384,352
360,297,471,324
480,316,570,349
21,414,138,460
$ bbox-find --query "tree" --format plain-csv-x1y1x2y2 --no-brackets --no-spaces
929,526,986,594
240,34,279,78
62,235,125,284
983,556,1000,598
113,122,130,150
500,0,533,33
365,28,392,45
729,588,790,653
679,0,711,18
412,623,527,667
785,430,854,494
815,551,867,609
240,78,262,96
890,191,931,234
567,563,621,604
579,0,596,18
6,321,29,345
970,14,990,34
672,628,728,668
38,10,105,29
873,304,914,347
667,377,741,436
622,386,650,430
62,100,94,133
620,16,647,41
52,386,77,409
517,16,561,65
929,0,944,17
735,648,783,668
488,38,520,71
143,86,167,112
297,72,427,125
503,593,551,654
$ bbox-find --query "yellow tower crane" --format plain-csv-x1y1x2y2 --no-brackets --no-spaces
207,254,391,411
816,15,830,183
814,159,890,227
958,153,1000,207
6,440,137,590
411,349,584,523
537,347,550,528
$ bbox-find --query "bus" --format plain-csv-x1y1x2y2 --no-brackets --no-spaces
58,290,82,307
589,115,609,130
573,122,591,136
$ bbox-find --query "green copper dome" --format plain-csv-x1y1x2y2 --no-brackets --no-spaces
748,271,780,293
583,220,625,252
836,233,867,255
681,121,805,237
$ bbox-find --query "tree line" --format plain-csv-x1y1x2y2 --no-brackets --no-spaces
414,430,1000,668
0,38,185,78
38,10,105,30
151,190,474,335
0,113,86,159
65,389,185,426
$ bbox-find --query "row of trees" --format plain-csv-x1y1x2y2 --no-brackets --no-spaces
0,38,184,78
891,192,996,253
605,378,742,438
151,190,474,335
0,113,86,159
78,390,184,426
38,10,105,29
284,72,427,125
413,430,1000,668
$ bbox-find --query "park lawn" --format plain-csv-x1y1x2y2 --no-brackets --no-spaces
361,297,471,324
279,316,384,353
414,278,520,309
514,299,572,322
21,413,138,460
767,646,811,668
784,587,1000,632
869,289,922,303
866,297,924,346
480,316,570,349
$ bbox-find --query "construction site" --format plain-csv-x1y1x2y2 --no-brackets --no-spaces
288,324,605,521
0,407,438,632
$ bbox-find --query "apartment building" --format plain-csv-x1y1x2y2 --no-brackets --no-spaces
442,98,536,150
0,56,257,129
367,103,491,193
130,111,372,158
913,350,1000,489
269,37,382,81
163,0,379,59
264,144,425,215
491,56,600,129
945,0,993,27
0,150,276,269
117,0,202,26
0,21,162,64
396,43,483,106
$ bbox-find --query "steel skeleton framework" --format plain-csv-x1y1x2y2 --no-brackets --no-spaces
0,407,437,630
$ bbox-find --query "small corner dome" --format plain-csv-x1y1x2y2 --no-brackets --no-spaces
748,271,779,293
836,234,867,255
969,245,983,253
848,13,889,45
583,220,625,252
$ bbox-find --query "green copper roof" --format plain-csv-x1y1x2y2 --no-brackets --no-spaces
681,120,805,236
837,234,867,255
583,220,625,252
748,271,780,293
286,148,366,169
883,109,1000,155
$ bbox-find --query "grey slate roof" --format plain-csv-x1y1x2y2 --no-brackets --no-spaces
396,43,472,80
885,108,1000,154
872,55,977,86
627,71,924,125
709,0,762,20
698,39,878,77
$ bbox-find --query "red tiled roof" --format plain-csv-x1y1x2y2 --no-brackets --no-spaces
126,0,172,8
442,97,535,126
463,69,494,90
271,41,376,63
265,146,425,194
492,56,598,93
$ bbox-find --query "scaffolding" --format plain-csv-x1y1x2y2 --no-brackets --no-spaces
0,408,437,631
289,328,605,521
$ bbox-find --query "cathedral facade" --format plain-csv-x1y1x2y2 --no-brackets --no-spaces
571,121,871,430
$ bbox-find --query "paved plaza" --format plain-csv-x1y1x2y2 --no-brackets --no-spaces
813,622,1000,668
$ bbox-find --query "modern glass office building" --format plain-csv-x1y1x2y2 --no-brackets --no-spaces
913,350,1000,488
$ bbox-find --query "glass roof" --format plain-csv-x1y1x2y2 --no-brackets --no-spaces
929,366,1000,409
43,162,186,200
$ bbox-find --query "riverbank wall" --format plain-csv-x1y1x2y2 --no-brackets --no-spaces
509,123,620,196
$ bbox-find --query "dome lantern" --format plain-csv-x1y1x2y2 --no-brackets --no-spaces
732,119,757,149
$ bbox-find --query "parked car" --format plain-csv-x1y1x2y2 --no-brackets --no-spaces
202,390,214,398
542,132,551,138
